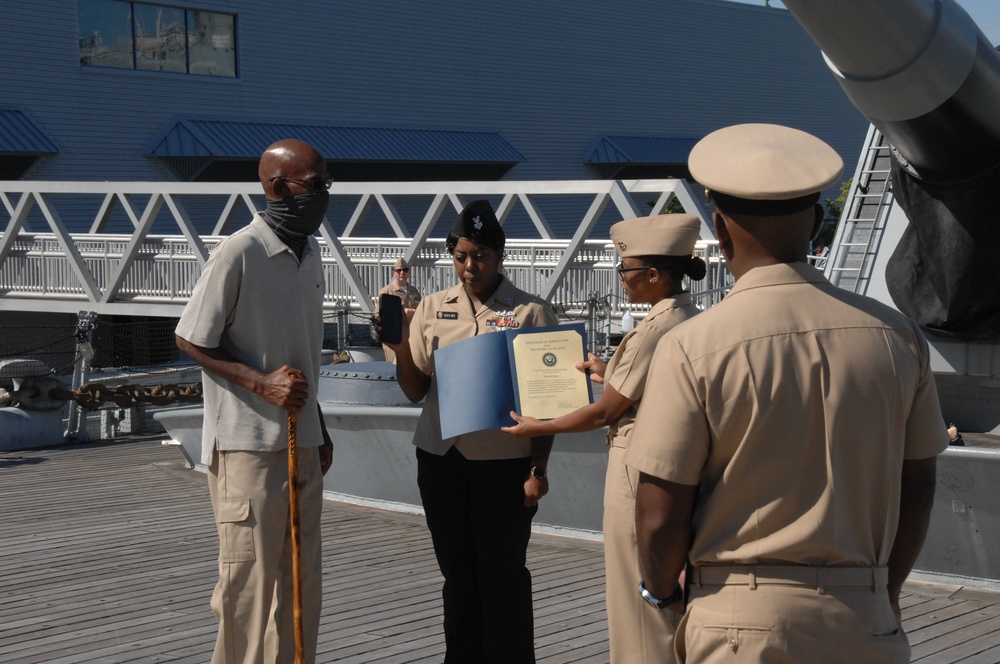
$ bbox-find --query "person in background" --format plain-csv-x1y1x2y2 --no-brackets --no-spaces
175,139,334,664
502,214,705,663
384,199,557,664
625,123,949,663
376,257,422,363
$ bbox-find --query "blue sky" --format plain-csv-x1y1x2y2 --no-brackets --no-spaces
953,0,1000,43
729,0,1000,45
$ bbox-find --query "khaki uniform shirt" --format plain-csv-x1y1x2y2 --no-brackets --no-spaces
176,215,325,466
604,293,700,447
625,262,949,567
409,276,558,460
377,281,423,310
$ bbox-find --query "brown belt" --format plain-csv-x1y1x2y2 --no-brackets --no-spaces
690,565,888,592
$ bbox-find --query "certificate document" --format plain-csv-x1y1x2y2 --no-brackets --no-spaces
434,323,592,439
510,327,591,420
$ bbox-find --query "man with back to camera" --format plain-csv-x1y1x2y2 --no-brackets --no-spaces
175,139,334,664
624,123,949,663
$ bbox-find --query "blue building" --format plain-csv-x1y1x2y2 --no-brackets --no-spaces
2,0,866,237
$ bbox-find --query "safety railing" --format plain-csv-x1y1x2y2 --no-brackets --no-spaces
0,179,728,317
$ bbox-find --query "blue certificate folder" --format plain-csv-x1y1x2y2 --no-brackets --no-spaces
434,323,592,440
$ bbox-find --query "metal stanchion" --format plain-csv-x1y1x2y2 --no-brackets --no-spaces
65,311,97,440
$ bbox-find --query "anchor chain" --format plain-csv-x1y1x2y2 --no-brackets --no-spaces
1,380,203,410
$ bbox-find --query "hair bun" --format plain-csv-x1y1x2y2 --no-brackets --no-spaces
685,256,707,281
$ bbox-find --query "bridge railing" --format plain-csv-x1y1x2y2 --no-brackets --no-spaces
0,179,729,317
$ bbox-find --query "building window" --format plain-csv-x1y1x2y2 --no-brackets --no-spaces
188,11,236,76
78,1,236,77
134,4,187,73
79,0,134,69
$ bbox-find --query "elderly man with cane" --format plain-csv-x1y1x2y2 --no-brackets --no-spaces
176,139,334,664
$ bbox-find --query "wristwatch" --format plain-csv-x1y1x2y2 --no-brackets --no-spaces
530,465,546,479
639,580,683,609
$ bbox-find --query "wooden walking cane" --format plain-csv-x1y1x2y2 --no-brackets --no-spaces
287,411,306,664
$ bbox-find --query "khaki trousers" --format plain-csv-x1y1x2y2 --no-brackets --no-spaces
605,445,678,664
208,446,324,664
676,567,909,663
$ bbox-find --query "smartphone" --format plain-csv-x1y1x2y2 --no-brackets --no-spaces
379,293,403,345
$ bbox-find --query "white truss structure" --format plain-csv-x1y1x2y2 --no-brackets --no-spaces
0,179,727,317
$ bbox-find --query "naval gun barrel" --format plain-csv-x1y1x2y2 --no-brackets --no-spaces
784,0,1000,340
784,0,1000,180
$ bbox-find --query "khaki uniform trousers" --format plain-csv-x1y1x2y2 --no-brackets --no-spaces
605,445,678,663
208,446,324,664
676,566,909,663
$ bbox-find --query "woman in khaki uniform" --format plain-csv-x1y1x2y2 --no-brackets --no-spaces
502,214,705,664
385,199,557,664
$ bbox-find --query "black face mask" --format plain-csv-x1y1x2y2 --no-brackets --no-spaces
261,191,330,256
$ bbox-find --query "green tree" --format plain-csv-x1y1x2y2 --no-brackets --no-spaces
816,177,852,247
646,177,688,214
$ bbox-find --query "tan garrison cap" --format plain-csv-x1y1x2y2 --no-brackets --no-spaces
689,124,843,213
393,257,409,270
610,214,701,258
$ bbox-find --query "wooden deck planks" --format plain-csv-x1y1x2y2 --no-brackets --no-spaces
2,438,1000,663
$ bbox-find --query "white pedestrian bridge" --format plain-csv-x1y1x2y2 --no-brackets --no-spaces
0,179,730,321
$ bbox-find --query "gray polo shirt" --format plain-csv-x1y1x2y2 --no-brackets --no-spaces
176,215,325,465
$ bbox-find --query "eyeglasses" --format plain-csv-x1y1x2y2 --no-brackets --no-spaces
393,268,410,273
270,176,333,193
616,264,654,277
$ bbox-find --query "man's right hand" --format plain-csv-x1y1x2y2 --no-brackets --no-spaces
259,364,309,412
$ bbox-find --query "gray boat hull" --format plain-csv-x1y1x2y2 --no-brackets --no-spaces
155,399,1000,586
155,402,608,535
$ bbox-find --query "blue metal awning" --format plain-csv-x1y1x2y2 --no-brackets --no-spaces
585,135,699,165
146,118,525,163
0,110,59,154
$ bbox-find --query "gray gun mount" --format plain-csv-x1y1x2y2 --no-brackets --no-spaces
785,0,1000,339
